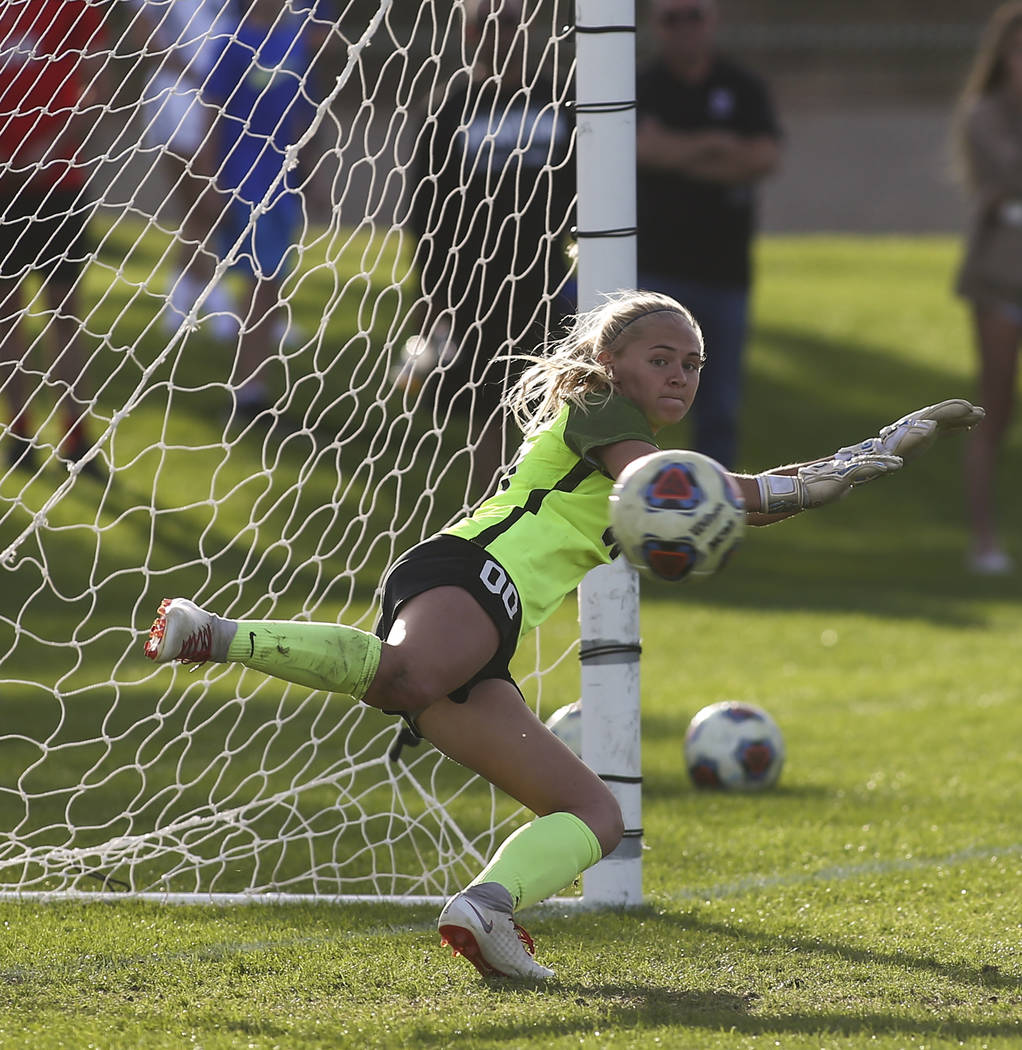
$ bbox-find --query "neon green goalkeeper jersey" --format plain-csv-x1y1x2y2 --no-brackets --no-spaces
445,394,657,636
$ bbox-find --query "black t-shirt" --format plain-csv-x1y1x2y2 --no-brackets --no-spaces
636,54,781,288
409,72,574,341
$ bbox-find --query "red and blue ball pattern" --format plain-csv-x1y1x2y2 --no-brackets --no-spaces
684,701,785,791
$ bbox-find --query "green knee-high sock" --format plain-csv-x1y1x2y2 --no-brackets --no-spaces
226,620,381,701
469,812,603,910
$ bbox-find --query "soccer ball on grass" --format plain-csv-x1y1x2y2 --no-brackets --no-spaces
684,701,785,791
609,450,745,582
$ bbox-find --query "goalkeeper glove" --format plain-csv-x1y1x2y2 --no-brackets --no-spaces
836,399,985,462
757,452,903,515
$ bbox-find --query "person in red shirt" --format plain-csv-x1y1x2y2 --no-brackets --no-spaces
0,0,108,475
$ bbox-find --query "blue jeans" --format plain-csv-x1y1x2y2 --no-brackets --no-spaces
638,273,749,470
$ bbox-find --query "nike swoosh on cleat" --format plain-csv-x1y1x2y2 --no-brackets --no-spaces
464,899,494,933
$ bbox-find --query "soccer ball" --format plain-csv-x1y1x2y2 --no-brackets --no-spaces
609,450,745,582
545,700,581,756
684,701,785,791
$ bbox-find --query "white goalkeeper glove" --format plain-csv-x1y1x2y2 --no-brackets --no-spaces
835,399,985,463
757,452,903,514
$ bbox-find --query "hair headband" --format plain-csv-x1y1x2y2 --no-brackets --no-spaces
613,306,685,335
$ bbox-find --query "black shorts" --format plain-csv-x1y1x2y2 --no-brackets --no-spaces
375,534,524,729
0,188,94,281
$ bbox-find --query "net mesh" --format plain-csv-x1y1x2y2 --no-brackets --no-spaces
0,0,577,898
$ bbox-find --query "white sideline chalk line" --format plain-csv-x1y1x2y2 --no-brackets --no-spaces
668,842,1022,902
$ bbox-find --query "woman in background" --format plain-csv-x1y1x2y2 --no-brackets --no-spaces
953,1,1022,575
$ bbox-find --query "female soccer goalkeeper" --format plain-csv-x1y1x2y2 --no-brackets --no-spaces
143,290,983,980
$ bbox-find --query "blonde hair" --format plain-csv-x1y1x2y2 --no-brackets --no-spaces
951,2,1022,187
508,290,703,434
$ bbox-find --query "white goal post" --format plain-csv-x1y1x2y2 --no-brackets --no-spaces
0,0,641,906
575,0,642,907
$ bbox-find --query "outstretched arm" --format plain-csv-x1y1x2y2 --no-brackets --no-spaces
736,399,985,525
596,439,900,526
597,398,984,527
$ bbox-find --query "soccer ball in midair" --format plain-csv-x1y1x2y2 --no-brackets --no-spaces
684,701,785,791
545,700,582,757
609,450,745,582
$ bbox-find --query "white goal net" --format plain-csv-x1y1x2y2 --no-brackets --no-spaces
0,0,623,901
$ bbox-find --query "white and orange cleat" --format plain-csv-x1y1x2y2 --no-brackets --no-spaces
144,598,233,665
438,883,554,980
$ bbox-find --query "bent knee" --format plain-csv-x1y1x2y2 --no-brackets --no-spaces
575,793,624,858
599,803,626,857
359,644,443,714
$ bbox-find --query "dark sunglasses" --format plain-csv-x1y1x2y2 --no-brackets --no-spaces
658,7,707,27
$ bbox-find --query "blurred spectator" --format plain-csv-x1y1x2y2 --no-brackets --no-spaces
203,0,324,426
290,0,344,103
0,0,108,475
636,0,781,470
952,1,1022,576
408,0,574,498
129,0,238,338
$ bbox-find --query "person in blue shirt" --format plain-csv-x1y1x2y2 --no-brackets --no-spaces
130,0,239,339
204,0,323,425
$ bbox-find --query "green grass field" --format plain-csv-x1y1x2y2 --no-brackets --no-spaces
1,234,1020,1049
